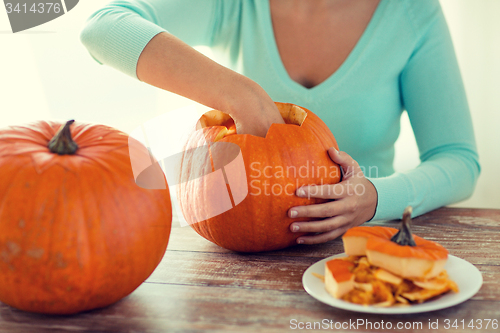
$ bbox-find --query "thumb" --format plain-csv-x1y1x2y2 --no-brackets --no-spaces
327,147,358,179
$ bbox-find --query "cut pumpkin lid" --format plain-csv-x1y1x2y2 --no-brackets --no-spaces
343,226,399,239
344,207,448,261
366,234,448,260
326,259,355,283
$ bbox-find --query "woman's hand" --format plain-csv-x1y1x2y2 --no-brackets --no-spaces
288,147,378,244
227,82,285,137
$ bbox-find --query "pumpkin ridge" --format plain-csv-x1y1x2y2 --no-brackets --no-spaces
34,169,62,302
75,175,92,272
0,162,28,228
206,140,228,246
73,168,114,309
0,124,51,145
68,152,127,176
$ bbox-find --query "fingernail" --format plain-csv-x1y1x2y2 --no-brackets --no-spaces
297,239,304,244
292,224,300,232
290,210,298,218
331,147,339,154
296,189,305,197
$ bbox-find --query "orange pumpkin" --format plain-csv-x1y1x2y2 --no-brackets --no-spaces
177,103,341,252
0,120,172,314
342,207,448,279
324,259,355,298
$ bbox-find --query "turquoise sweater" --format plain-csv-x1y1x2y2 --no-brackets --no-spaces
81,0,480,221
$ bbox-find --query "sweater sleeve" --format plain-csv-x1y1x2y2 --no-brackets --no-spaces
367,1,480,221
80,0,219,78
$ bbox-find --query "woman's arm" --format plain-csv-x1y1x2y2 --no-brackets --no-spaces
136,32,284,137
80,0,283,136
287,0,480,243
367,1,480,221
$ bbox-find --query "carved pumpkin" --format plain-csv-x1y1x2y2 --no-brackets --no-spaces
324,259,355,298
178,102,341,252
342,207,448,279
0,120,172,314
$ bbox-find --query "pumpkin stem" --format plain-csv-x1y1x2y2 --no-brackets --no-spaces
390,206,417,247
48,120,78,155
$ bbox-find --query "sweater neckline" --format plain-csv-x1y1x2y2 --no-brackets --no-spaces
261,0,387,96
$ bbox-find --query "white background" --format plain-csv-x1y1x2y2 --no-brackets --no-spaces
1,0,499,210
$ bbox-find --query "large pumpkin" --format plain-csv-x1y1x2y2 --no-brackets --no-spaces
0,120,172,314
178,102,341,252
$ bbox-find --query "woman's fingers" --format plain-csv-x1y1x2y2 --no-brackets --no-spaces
290,192,360,219
233,96,284,137
296,183,346,200
327,148,359,178
290,200,341,219
294,148,363,200
328,147,354,166
286,147,378,246
290,214,348,233
295,219,351,245
296,181,366,201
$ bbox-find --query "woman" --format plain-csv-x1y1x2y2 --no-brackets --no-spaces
81,0,480,245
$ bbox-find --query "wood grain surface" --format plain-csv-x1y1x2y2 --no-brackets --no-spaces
0,207,499,333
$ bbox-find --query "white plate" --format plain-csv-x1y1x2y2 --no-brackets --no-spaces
302,254,482,314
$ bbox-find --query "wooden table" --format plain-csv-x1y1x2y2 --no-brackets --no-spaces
1,207,499,333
